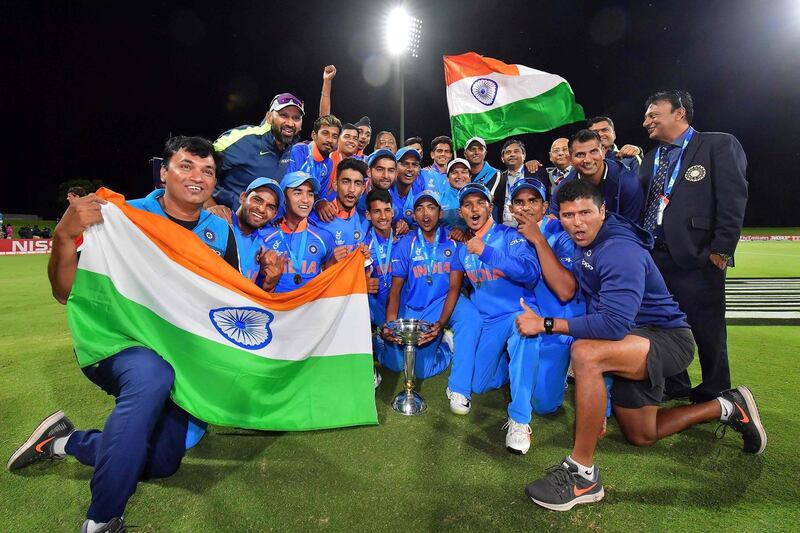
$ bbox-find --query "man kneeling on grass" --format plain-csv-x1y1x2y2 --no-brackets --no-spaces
518,179,767,511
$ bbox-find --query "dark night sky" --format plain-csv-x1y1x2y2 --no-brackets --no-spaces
3,0,799,224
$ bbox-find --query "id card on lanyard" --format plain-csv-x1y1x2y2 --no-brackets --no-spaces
653,127,694,225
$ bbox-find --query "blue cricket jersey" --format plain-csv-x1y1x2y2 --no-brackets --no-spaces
308,200,369,252
260,219,335,293
365,227,396,324
286,141,334,201
457,220,542,321
389,184,417,229
230,213,271,282
391,226,463,312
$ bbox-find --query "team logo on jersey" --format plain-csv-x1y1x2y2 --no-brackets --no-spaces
209,306,274,350
203,228,216,242
272,240,280,250
354,231,362,240
280,157,292,165
581,259,594,270
405,209,413,218
684,165,706,182
510,238,525,245
335,230,343,244
585,249,592,257
444,248,452,257
560,257,573,263
413,247,424,260
309,244,318,254
471,78,498,106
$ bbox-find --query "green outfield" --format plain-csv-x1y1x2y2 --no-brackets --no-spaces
1,247,799,531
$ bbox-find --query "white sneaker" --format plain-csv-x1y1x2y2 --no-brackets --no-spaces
374,367,382,390
446,387,471,415
503,418,532,455
443,329,454,353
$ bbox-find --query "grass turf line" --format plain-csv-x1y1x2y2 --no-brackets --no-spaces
1,254,799,531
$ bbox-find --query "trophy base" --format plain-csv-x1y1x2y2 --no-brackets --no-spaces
391,390,427,416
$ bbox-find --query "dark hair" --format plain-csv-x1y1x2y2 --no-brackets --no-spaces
162,135,222,174
313,114,342,134
365,187,393,210
430,135,453,152
501,138,525,154
587,116,614,129
568,129,602,152
645,90,694,124
404,136,423,147
341,122,358,133
556,179,603,208
67,186,87,197
337,157,368,180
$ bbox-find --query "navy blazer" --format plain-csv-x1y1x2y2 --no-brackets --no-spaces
639,130,748,269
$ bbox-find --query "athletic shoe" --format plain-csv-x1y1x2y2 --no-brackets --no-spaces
446,387,470,415
7,411,74,471
80,517,127,533
374,367,382,390
718,385,767,454
525,458,604,511
503,418,531,455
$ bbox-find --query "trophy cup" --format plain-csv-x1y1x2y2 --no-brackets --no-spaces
386,319,432,416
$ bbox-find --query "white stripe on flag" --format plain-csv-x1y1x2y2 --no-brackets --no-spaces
446,69,563,117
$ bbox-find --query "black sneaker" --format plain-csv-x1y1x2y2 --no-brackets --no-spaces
718,385,767,454
525,458,604,511
81,517,127,533
7,411,74,470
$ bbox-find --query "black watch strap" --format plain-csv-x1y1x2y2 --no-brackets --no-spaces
543,317,554,335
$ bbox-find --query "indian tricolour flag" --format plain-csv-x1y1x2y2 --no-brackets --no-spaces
444,52,585,149
68,188,377,431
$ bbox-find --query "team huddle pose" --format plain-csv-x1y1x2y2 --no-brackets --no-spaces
7,64,763,531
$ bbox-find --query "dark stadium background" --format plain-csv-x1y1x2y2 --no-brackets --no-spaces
3,0,798,225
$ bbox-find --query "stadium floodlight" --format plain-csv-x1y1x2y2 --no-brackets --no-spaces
385,6,423,142
385,7,423,58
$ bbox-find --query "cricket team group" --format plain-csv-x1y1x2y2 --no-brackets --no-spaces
7,65,766,530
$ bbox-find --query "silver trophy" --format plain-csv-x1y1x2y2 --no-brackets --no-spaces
386,319,432,416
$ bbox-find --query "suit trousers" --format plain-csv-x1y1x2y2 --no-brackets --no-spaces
652,248,730,401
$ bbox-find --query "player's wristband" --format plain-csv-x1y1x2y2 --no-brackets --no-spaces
543,317,554,335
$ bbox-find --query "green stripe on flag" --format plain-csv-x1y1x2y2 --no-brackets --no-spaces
450,82,585,149
68,270,378,431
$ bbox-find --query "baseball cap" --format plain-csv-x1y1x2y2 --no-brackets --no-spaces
464,136,487,151
509,178,548,202
269,93,305,115
245,177,283,209
413,189,442,209
395,146,421,162
367,148,396,167
458,182,492,205
280,171,320,195
446,158,470,174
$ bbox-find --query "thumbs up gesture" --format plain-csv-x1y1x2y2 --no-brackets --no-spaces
516,297,543,336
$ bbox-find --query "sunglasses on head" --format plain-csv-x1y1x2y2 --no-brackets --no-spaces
271,93,304,108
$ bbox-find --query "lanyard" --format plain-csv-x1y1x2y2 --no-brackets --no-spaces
232,213,263,278
370,228,393,286
402,189,414,218
281,226,308,276
416,227,440,283
467,224,495,287
653,127,694,198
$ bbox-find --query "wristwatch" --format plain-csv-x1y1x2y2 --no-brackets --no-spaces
543,317,554,335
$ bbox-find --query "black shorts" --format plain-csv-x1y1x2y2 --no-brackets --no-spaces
611,326,695,409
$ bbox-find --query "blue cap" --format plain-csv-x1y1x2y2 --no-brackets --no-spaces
367,148,396,167
280,171,320,195
458,182,493,205
508,178,547,202
395,146,421,162
413,189,442,208
245,177,283,209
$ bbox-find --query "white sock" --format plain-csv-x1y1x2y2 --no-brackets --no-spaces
52,435,71,456
567,455,595,480
86,520,106,533
718,397,734,422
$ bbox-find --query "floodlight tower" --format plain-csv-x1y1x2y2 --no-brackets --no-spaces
386,7,422,144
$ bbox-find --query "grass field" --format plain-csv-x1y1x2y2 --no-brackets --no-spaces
1,245,799,532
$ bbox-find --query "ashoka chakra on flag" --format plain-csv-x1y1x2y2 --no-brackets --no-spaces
210,306,274,350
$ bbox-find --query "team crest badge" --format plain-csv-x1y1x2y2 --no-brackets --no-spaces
471,78,498,106
405,209,413,218
354,231,362,240
684,165,706,182
309,244,318,254
444,248,452,257
203,228,215,242
209,306,274,350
